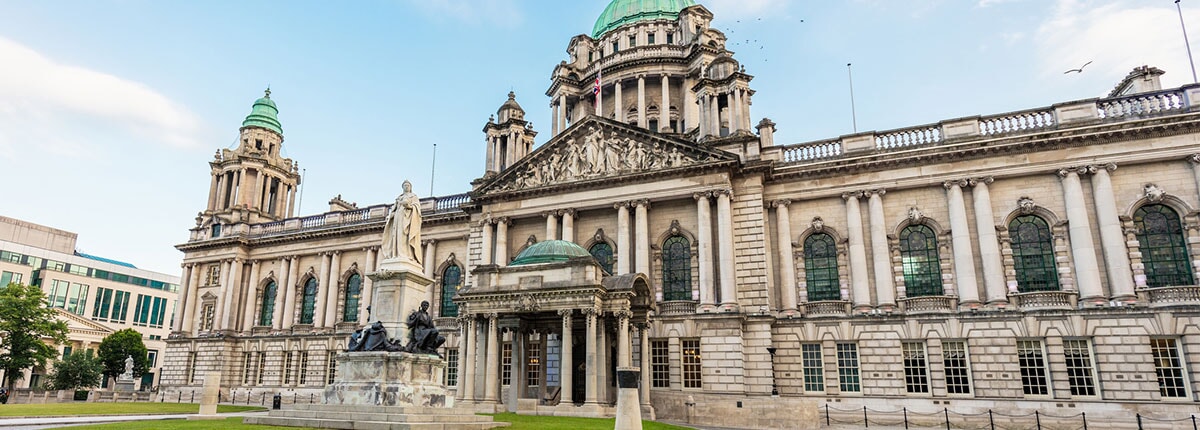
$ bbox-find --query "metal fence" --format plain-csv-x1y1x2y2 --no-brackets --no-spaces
823,404,1199,430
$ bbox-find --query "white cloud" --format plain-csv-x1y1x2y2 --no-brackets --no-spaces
977,0,1023,7
0,37,203,151
404,0,524,28
1035,0,1200,90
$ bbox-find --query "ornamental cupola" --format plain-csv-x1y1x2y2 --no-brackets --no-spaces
483,92,537,175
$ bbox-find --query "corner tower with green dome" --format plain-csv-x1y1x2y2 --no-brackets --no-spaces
197,89,302,227
592,0,696,38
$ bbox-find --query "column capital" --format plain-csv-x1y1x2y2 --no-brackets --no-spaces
770,199,791,208
614,309,634,320
581,307,599,316
1057,166,1089,178
692,191,712,200
713,188,733,198
1188,154,1200,164
969,176,994,187
614,201,632,210
841,191,864,201
557,308,574,318
1091,163,1117,174
541,210,558,218
942,179,970,190
557,209,576,218
486,312,499,321
633,199,651,208
866,188,886,197
456,313,475,324
422,239,438,246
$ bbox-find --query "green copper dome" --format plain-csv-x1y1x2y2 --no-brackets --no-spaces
592,0,696,38
241,89,283,135
509,240,594,266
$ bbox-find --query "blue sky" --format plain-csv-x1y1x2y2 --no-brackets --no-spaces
1,0,1196,275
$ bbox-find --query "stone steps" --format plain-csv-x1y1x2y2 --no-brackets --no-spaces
243,404,507,430
243,415,508,430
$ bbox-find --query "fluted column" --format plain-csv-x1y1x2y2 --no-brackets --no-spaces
638,323,651,405
314,252,331,327
945,180,980,305
1090,164,1135,299
282,256,300,329
423,240,438,279
635,200,651,277
616,310,632,367
481,218,494,265
560,210,575,243
544,211,558,242
616,203,631,274
773,200,798,312
615,81,624,121
242,260,261,331
495,219,509,265
459,316,475,402
273,257,290,330
1059,168,1104,301
660,75,670,130
844,192,871,309
584,308,599,405
362,248,377,320
637,75,647,129
173,264,193,332
484,313,500,403
323,251,341,327
867,190,895,307
695,192,715,309
716,190,738,310
559,309,574,405
971,178,1008,305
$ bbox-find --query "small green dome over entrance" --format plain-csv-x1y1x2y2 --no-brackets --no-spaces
509,240,594,266
592,0,696,38
241,88,283,135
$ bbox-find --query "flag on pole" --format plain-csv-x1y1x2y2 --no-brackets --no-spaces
593,67,602,109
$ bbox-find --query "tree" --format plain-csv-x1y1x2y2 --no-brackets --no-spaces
0,282,69,389
97,329,148,381
46,349,103,390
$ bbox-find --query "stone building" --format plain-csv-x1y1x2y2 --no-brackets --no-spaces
0,215,180,390
163,1,1200,427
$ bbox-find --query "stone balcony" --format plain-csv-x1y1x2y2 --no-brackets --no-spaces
898,295,957,314
1140,285,1200,308
582,44,689,77
1010,291,1077,311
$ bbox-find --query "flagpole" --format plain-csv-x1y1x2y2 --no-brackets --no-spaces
847,63,858,133
429,143,437,197
1177,0,1199,83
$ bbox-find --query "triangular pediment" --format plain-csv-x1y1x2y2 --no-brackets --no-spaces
55,308,117,335
479,116,737,197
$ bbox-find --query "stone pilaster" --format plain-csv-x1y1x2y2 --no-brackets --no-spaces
495,218,510,265
174,263,193,333
241,260,261,331
772,199,798,312
970,177,1008,306
634,200,651,279
715,189,738,311
481,217,495,265
559,309,574,404
323,251,341,328
616,202,631,274
314,252,331,328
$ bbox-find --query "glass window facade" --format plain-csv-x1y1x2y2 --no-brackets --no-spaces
48,279,88,315
91,287,130,323
132,294,167,328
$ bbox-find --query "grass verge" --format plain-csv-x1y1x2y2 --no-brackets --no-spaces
0,402,264,417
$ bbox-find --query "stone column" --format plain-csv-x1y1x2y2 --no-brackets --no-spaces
616,310,632,367
220,259,242,331
971,178,1008,305
732,89,744,133
559,309,574,405
559,95,568,131
635,200,651,277
1190,155,1200,201
460,316,476,402
698,96,708,136
273,257,290,330
637,75,647,129
423,240,438,279
1059,168,1105,302
615,81,624,121
206,173,219,211
314,253,331,327
173,264,193,332
242,260,261,331
481,218,494,265
596,78,604,117
660,75,670,131
282,256,300,329
544,211,558,242
844,192,871,310
287,185,297,217
709,94,721,137
184,264,202,332
584,308,599,405
561,210,575,244
638,323,651,405
1091,164,1136,300
552,102,560,135
716,190,738,310
695,192,715,309
867,190,895,307
495,219,509,265
945,180,980,305
484,313,500,403
323,251,341,328
617,203,631,274
362,248,377,320
773,200,798,312
215,171,228,209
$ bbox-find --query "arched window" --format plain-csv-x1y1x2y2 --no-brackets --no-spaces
804,233,840,301
1134,204,1194,287
590,243,614,275
440,265,462,317
258,281,276,327
662,235,692,301
342,273,362,322
1009,215,1059,292
299,277,318,324
900,224,943,297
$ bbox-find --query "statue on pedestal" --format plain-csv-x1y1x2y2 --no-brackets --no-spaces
118,355,134,381
404,301,445,356
380,180,423,266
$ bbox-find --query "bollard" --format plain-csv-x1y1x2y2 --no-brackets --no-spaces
190,391,195,403
261,393,266,406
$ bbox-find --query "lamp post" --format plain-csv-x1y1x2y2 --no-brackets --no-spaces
766,347,778,396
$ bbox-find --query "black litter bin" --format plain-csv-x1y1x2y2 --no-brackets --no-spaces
272,393,282,410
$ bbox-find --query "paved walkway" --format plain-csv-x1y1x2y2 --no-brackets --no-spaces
0,411,267,430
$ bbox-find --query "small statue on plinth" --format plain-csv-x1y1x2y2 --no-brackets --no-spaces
380,180,423,266
118,355,134,381
404,300,445,356
347,321,404,352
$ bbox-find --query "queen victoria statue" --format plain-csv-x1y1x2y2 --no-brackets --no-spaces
380,180,423,269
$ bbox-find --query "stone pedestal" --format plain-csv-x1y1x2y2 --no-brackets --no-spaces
113,378,136,393
368,262,432,338
615,367,643,430
187,372,223,420
324,351,452,408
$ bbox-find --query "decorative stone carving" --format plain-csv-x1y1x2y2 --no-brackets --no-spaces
1018,197,1036,214
515,294,540,312
668,220,682,236
908,207,924,224
1144,183,1166,203
525,235,538,246
811,216,825,232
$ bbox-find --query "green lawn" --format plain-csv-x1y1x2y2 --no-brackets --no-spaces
43,411,694,430
0,402,264,417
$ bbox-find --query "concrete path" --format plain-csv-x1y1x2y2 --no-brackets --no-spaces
0,410,267,430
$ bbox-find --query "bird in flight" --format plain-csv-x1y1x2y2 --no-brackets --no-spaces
1064,60,1093,74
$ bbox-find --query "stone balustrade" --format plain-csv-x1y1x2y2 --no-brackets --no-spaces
897,295,956,314
582,44,688,77
801,300,850,317
1142,285,1200,307
657,300,699,316
1010,291,1077,311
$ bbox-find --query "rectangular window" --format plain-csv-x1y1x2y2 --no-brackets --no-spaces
327,351,338,384
445,348,459,387
0,271,22,286
243,353,255,385
63,346,72,357
67,283,88,315
206,265,221,286
92,287,113,320
628,35,636,47
802,343,824,392
836,343,860,392
256,352,266,385
666,33,674,44
298,351,309,385
112,291,130,323
68,264,88,276
612,41,619,53
1063,339,1097,396
147,350,158,368
942,341,971,394
903,342,930,393
1151,338,1188,398
526,341,541,388
651,339,669,388
681,339,701,389
501,342,513,386
199,304,215,331
187,352,197,384
283,351,295,385
1017,340,1049,396
648,33,655,44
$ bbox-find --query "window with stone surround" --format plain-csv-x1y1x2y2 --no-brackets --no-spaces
259,281,277,327
242,352,254,385
651,339,669,388
589,243,614,275
297,351,309,385
1134,205,1194,288
802,343,824,392
804,233,840,301
899,225,943,297
445,348,459,387
501,342,513,386
1017,340,1049,396
200,304,214,332
299,277,318,325
662,235,692,301
187,352,197,384
440,265,461,317
1151,338,1188,398
648,33,655,44
283,351,295,385
327,351,337,384
1009,215,1059,292
836,343,860,392
1063,339,1097,397
942,341,971,394
903,342,930,393
681,339,702,389
343,273,362,322
526,340,541,388
256,352,266,385
206,264,221,286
